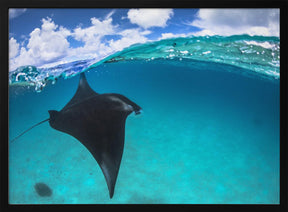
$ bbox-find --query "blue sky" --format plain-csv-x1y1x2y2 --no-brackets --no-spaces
9,8,279,71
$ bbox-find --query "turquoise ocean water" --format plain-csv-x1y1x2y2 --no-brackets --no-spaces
9,35,280,204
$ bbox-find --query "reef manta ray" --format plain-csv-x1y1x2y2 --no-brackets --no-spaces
11,72,142,198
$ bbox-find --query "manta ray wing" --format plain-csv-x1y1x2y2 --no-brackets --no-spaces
62,72,98,111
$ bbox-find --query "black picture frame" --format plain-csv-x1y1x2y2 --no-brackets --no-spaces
1,0,287,211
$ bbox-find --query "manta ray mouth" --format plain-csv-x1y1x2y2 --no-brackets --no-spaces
135,109,142,115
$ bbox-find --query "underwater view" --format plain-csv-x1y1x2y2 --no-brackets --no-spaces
8,9,280,204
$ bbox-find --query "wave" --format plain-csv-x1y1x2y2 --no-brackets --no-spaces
9,34,280,92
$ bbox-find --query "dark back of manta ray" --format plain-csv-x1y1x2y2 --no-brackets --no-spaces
48,72,141,198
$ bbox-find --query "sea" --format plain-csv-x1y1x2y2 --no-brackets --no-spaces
8,35,280,204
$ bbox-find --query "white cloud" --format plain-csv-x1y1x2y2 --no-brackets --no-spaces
10,14,151,70
9,37,19,58
127,9,174,29
191,9,279,36
69,16,151,62
9,10,169,71
109,28,150,51
67,16,118,61
105,9,116,19
9,9,27,19
9,17,71,70
73,17,116,44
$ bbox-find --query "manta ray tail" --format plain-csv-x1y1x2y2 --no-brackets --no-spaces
10,118,50,143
